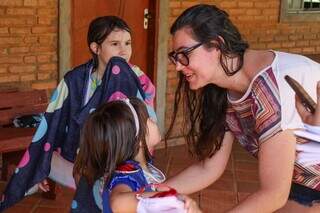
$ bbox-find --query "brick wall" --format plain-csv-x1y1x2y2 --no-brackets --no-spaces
0,0,58,92
166,0,320,138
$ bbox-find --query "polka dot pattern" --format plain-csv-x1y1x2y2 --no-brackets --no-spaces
50,89,58,102
32,117,48,142
108,91,127,102
92,179,103,210
17,150,30,168
44,143,51,152
71,200,78,209
111,65,121,75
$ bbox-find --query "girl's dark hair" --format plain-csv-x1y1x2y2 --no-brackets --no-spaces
167,4,249,160
73,97,150,185
87,16,131,69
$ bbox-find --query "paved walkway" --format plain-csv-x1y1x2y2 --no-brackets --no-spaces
1,142,259,213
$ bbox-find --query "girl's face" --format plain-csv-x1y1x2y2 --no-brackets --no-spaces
171,28,222,90
94,28,132,70
145,118,161,154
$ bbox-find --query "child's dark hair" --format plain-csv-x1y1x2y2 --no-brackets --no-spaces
73,97,151,185
87,16,131,69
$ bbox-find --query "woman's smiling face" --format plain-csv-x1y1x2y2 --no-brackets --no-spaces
171,27,222,90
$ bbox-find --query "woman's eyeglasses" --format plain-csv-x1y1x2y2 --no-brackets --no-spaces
168,43,202,66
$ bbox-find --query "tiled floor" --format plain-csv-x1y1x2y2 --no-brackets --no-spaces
1,142,259,213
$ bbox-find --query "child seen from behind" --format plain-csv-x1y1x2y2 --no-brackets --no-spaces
72,97,201,213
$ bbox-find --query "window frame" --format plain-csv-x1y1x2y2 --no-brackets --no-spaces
280,0,320,22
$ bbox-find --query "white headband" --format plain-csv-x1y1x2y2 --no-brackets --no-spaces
121,99,139,137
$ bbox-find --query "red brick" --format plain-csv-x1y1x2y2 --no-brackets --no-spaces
281,41,295,48
237,16,253,21
0,65,8,73
37,8,57,16
289,34,303,41
32,26,56,34
310,40,320,46
0,37,24,45
275,35,288,42
30,46,55,52
181,1,199,8
9,46,30,53
0,8,5,15
51,54,57,62
238,2,253,8
246,9,261,16
229,9,246,15
0,27,9,34
263,8,278,16
0,17,26,25
24,36,38,43
296,40,309,47
24,55,37,63
0,0,23,6
169,1,181,8
171,8,184,16
254,2,267,8
9,27,31,34
39,35,57,44
304,34,317,40
250,43,266,49
302,47,316,54
259,36,273,42
220,1,237,8
0,74,19,83
21,73,36,81
37,55,51,63
37,72,52,80
38,0,56,7
0,56,23,64
7,8,35,15
39,63,57,71
290,48,302,53
268,1,280,8
38,16,57,25
9,65,36,73
32,80,57,90
24,0,37,6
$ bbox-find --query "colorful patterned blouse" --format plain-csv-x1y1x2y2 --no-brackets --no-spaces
226,51,320,191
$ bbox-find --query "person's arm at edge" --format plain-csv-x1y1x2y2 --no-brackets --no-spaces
165,131,234,194
228,130,296,213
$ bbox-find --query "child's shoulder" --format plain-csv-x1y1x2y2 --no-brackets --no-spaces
114,161,141,174
106,161,146,193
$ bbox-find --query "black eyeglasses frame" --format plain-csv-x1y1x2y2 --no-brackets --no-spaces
168,43,202,66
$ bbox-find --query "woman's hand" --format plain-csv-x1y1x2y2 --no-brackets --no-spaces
38,179,50,192
180,195,202,213
295,81,320,126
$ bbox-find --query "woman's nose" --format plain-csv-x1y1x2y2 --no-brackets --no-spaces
175,61,185,72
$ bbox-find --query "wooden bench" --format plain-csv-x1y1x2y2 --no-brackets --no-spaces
0,90,56,199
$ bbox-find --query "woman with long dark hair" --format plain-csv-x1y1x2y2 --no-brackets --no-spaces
166,4,320,212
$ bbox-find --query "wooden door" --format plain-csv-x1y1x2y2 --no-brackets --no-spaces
71,0,156,81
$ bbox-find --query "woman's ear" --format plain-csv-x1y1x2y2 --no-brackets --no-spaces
89,42,99,54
